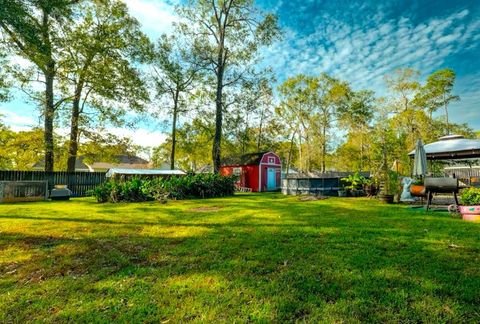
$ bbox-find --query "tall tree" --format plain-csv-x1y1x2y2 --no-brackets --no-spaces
277,75,315,173
415,68,459,134
385,68,420,112
384,68,423,150
222,76,274,155
59,0,151,172
277,74,351,173
312,74,351,172
152,118,213,172
177,0,279,172
337,90,375,171
151,34,199,170
0,0,80,171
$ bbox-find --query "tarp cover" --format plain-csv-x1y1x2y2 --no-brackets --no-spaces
408,135,480,160
106,168,186,177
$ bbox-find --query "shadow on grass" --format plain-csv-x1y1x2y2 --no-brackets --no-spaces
0,194,479,322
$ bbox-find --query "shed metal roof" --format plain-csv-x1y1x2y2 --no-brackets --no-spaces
106,168,186,177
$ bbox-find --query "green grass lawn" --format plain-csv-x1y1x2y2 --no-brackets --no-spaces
1,193,479,322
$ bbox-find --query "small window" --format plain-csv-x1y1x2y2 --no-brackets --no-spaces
233,167,241,175
268,157,275,164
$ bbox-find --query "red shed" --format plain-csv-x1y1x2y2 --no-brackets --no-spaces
220,152,282,192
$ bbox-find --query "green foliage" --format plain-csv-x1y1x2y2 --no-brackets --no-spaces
89,180,117,203
177,0,280,172
0,128,45,170
0,126,142,171
79,131,142,166
59,0,151,121
460,187,480,206
386,171,401,195
160,173,237,200
0,0,81,171
331,67,473,179
340,172,369,190
90,178,166,203
90,174,237,203
276,73,353,172
0,52,10,102
412,178,423,185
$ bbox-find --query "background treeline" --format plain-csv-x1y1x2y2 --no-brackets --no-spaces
0,0,476,175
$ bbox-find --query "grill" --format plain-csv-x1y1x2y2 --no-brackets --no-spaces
50,185,72,201
424,177,460,211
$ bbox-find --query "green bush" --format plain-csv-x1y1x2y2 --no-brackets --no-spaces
89,181,116,203
341,172,369,191
460,187,480,205
161,173,237,199
90,174,237,203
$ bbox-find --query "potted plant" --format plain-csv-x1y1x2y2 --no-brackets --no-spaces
410,178,426,197
459,187,480,221
363,178,378,197
341,172,367,197
378,171,399,203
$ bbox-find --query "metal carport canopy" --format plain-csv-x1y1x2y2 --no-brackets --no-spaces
408,135,480,160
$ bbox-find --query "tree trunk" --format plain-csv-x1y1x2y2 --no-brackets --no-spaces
257,108,264,150
170,89,179,170
382,132,388,194
67,81,84,172
44,65,55,172
321,123,327,173
298,131,303,172
286,130,296,177
444,94,450,135
360,131,364,172
212,55,224,173
42,10,55,172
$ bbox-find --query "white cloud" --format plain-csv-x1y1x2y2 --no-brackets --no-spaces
123,0,179,38
0,108,38,130
109,127,168,149
267,9,480,98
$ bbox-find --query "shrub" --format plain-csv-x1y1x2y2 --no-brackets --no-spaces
341,172,369,191
89,181,114,203
158,173,237,200
90,174,237,203
460,187,480,205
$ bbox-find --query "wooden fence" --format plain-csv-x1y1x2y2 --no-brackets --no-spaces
0,171,106,197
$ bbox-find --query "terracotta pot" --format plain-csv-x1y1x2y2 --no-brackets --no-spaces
459,206,480,221
410,185,425,197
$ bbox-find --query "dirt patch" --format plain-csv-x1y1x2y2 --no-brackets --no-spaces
189,206,224,212
298,195,328,202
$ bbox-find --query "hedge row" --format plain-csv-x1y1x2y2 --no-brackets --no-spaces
89,173,237,203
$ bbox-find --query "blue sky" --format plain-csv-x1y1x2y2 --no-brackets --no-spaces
258,0,480,127
1,0,479,149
